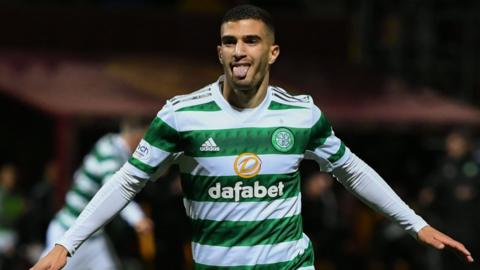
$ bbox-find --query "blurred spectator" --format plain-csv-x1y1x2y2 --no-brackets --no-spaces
302,172,339,269
419,129,480,270
144,166,191,270
0,163,27,269
21,160,57,264
372,185,425,270
41,117,154,270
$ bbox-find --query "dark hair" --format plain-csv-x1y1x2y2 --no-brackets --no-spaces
222,5,275,39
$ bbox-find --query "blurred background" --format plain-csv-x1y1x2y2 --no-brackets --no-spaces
0,0,479,269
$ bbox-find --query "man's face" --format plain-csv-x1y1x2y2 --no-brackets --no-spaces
218,19,279,91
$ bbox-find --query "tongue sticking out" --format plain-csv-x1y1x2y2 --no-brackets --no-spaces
233,65,249,78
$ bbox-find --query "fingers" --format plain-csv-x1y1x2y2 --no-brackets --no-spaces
29,261,51,270
30,245,68,270
418,226,474,263
428,237,445,250
438,237,474,263
432,233,474,263
30,260,64,270
135,218,154,234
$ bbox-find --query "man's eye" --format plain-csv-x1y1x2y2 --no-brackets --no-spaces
222,37,236,45
245,37,259,44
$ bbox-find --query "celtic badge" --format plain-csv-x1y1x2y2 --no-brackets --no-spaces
271,128,294,152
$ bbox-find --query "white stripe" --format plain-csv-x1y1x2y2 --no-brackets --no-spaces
310,134,342,160
132,139,172,168
175,109,312,131
179,154,303,176
124,152,179,180
65,192,88,210
96,139,117,156
157,105,176,129
84,156,120,177
123,162,150,179
331,147,351,167
297,266,315,270
58,211,77,227
305,146,351,173
185,195,301,221
192,233,310,266
311,105,321,120
75,174,100,196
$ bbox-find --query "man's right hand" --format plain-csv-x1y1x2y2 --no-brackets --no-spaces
30,244,69,270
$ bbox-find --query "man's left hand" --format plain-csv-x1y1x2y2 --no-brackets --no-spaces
418,225,474,263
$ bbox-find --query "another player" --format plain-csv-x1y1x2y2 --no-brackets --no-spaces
32,4,473,270
41,117,153,270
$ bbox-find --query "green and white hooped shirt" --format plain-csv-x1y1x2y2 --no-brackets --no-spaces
55,134,146,233
56,134,129,229
125,77,351,269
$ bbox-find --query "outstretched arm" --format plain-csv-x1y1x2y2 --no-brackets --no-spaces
30,165,147,270
332,153,473,263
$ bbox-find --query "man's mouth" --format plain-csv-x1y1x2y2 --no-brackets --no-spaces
232,63,250,79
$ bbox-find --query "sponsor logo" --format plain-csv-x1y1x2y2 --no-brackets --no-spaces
208,181,285,201
133,140,151,161
234,152,261,178
272,128,294,152
200,137,220,152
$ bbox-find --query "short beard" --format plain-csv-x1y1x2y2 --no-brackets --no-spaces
230,77,262,93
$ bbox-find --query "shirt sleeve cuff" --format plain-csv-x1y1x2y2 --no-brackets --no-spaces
408,217,429,239
55,238,75,256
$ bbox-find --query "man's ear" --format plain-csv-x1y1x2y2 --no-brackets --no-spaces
269,44,280,64
217,45,223,64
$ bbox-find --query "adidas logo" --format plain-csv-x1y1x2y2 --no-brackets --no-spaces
200,138,220,152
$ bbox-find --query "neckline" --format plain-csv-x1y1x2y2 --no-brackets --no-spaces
211,76,272,123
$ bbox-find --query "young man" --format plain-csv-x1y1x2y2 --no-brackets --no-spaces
40,118,153,270
32,5,473,270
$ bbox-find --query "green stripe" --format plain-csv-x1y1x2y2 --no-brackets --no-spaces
81,163,118,183
103,171,115,181
180,127,310,157
81,167,103,185
144,117,180,152
328,141,346,162
299,241,315,268
64,203,82,217
181,172,300,202
55,213,72,230
55,214,102,239
307,113,333,150
71,186,94,201
194,261,287,270
268,101,308,110
193,239,314,269
91,148,119,162
128,157,156,174
176,101,222,112
191,215,303,246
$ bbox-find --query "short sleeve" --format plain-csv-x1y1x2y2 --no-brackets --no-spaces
124,101,181,179
305,104,351,172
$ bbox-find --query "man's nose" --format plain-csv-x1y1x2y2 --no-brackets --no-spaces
233,42,246,58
